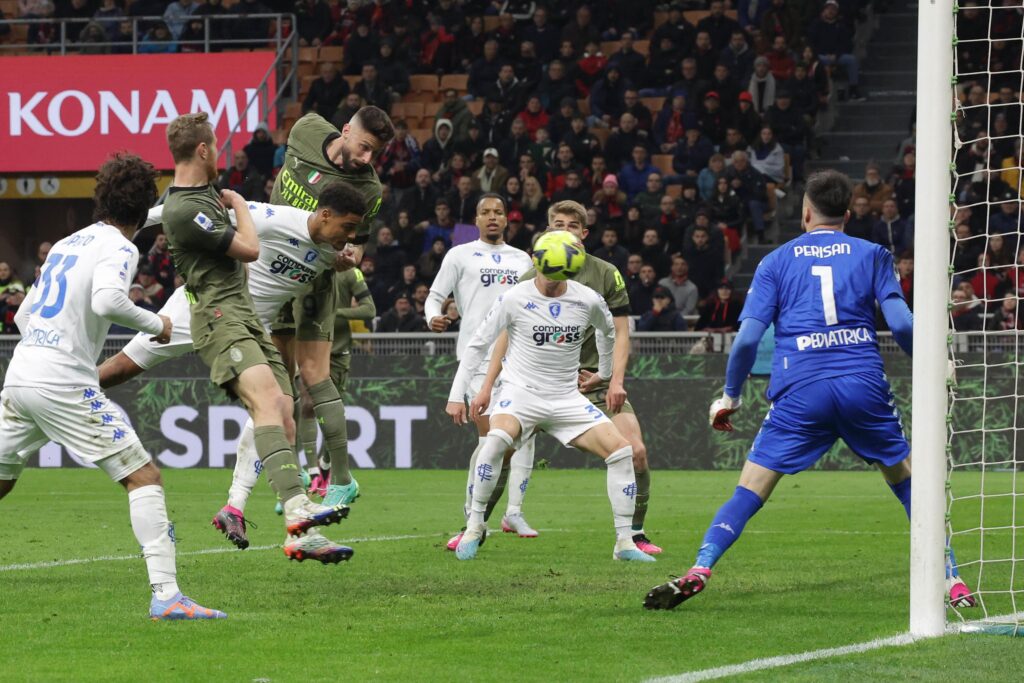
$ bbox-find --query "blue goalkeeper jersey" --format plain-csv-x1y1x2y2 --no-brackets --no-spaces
739,228,904,401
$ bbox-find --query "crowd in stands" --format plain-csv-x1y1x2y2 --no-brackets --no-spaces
5,1,974,338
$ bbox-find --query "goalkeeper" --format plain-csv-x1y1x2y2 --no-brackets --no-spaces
645,170,977,611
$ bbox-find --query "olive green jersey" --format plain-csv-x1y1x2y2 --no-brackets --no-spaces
271,113,383,245
161,184,258,334
331,268,376,356
522,255,630,371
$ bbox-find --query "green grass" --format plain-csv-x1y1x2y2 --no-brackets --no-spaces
0,470,1021,682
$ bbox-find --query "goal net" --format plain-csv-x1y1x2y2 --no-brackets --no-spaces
944,0,1024,637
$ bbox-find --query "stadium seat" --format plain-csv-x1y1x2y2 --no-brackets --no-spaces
642,97,665,115
271,129,288,145
298,46,318,64
296,62,315,81
392,102,425,122
318,46,344,65
440,74,469,92
284,101,302,120
409,74,440,96
344,75,360,90
589,127,610,147
665,185,683,199
634,40,650,57
652,154,675,176
653,11,667,29
600,41,621,57
483,16,500,32
403,92,441,104
576,98,591,116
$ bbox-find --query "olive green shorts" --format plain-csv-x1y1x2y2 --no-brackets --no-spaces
270,270,338,342
195,319,293,398
581,377,635,419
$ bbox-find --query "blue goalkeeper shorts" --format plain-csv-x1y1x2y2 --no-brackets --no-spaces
747,372,910,475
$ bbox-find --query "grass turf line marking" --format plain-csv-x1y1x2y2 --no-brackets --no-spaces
0,533,434,572
645,633,919,682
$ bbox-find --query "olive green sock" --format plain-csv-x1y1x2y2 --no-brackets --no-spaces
632,468,651,531
254,425,304,502
298,412,320,468
308,379,352,485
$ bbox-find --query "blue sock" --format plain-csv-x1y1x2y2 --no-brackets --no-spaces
889,476,959,578
694,486,764,569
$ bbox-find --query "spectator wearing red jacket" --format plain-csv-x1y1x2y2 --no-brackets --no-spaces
517,96,550,142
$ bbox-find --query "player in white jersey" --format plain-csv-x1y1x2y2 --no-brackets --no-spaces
426,194,538,548
97,181,368,560
0,154,225,619
447,240,656,562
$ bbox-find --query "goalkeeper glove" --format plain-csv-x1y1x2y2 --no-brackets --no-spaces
709,393,742,432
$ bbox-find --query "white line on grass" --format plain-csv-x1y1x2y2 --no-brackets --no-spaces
0,533,435,572
645,633,920,683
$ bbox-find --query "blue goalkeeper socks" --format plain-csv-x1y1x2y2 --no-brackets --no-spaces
888,476,960,578
694,486,764,569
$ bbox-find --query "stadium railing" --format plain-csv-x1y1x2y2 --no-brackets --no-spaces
0,331,917,359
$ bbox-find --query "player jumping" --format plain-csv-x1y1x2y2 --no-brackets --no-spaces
0,153,224,619
157,113,349,560
269,108,394,510
644,170,976,609
450,233,655,562
432,193,536,547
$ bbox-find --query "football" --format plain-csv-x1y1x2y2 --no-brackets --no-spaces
532,231,586,281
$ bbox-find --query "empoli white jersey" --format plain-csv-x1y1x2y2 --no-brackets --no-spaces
449,279,615,401
426,240,532,360
147,201,336,330
6,223,153,389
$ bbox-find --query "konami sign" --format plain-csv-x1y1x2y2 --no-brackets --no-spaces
0,53,276,172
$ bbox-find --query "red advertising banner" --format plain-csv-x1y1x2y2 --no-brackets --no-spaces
0,53,277,173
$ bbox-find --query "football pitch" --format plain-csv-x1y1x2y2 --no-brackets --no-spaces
1,469,1021,682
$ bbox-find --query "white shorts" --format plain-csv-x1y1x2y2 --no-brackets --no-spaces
490,383,610,447
0,385,150,481
122,286,194,370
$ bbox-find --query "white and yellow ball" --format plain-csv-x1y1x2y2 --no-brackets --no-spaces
532,231,586,281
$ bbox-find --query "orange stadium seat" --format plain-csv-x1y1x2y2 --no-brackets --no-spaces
483,16,500,32
666,185,683,199
589,127,610,148
652,154,675,176
600,41,621,56
409,74,440,95
576,98,591,116
634,40,650,57
343,75,360,90
296,62,315,80
392,102,425,121
298,46,318,63
410,128,433,146
318,46,344,65
440,74,469,93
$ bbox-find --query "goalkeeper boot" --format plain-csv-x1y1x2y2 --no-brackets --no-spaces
613,537,656,562
284,496,349,537
283,529,354,564
948,577,977,608
323,477,360,507
150,592,227,621
455,524,487,560
632,532,663,555
643,567,712,610
501,513,539,538
211,505,253,550
308,468,330,498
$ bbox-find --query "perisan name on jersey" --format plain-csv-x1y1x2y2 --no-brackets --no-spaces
269,251,317,284
480,268,520,287
796,326,873,351
532,324,583,345
793,243,852,258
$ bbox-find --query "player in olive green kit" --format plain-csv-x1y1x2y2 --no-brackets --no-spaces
509,201,663,553
270,107,395,508
160,113,349,557
297,268,377,467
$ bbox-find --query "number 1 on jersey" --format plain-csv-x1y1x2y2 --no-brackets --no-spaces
811,265,838,325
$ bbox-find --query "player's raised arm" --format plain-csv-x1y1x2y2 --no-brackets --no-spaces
220,189,259,262
874,247,913,356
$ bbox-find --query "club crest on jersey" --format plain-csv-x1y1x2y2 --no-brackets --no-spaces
193,212,214,231
549,303,561,318
304,249,318,263
492,254,502,263
307,170,323,185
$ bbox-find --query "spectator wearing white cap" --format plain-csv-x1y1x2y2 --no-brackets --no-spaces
472,148,509,193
